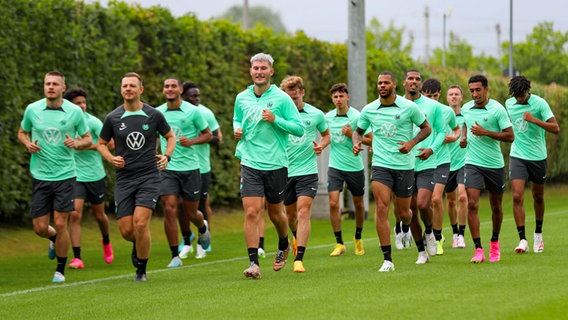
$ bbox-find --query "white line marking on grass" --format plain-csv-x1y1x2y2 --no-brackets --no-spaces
2,209,566,298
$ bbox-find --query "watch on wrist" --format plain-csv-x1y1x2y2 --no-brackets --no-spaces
164,154,171,162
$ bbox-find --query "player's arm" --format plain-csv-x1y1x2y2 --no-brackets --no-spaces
399,120,431,154
97,137,124,168
470,122,514,142
18,126,40,153
524,113,560,134
64,132,92,150
209,128,222,146
189,127,212,146
352,127,366,156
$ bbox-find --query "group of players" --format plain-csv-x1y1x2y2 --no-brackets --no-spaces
19,52,559,282
19,72,221,282
235,53,558,279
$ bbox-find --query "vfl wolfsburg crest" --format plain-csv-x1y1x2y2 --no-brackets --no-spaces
142,124,149,130
42,127,62,145
60,120,67,126
395,114,401,120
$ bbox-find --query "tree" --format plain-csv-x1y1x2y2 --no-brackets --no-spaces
217,5,287,34
366,18,412,55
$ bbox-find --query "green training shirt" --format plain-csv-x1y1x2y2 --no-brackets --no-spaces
287,103,328,177
506,94,555,161
195,104,220,174
412,95,446,171
75,112,105,182
449,113,466,171
462,99,512,168
358,95,426,170
21,98,89,181
233,84,304,170
157,101,209,171
325,106,364,172
435,103,458,166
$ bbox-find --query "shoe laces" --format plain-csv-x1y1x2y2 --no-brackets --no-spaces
275,250,285,262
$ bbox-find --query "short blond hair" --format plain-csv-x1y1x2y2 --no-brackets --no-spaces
279,75,304,91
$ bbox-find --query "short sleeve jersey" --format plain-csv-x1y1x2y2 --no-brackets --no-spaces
325,107,364,172
20,98,89,181
287,103,328,177
195,104,220,174
506,94,555,161
233,84,304,170
449,113,466,171
156,101,208,172
462,99,512,168
75,112,106,182
413,95,446,171
100,103,171,179
435,104,458,166
358,95,426,170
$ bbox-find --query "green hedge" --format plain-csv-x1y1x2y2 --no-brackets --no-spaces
0,0,566,221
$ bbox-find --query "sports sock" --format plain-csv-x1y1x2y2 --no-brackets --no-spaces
258,237,265,250
248,248,259,266
491,232,499,242
451,223,459,234
102,234,110,245
56,256,67,274
416,240,425,252
433,229,442,241
182,231,192,244
295,246,306,261
401,223,410,233
355,227,362,240
49,235,57,243
334,231,343,244
473,237,482,249
278,237,289,251
458,225,466,236
292,230,297,239
395,221,402,234
198,224,207,234
517,226,526,240
137,258,148,274
72,246,81,259
535,220,543,233
381,245,392,261
424,225,433,234
170,246,178,258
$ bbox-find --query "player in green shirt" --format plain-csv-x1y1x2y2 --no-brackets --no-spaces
444,85,468,249
325,83,372,258
353,71,431,272
18,71,92,283
234,53,304,279
280,75,330,273
421,78,460,256
63,88,114,270
461,74,514,264
506,76,560,254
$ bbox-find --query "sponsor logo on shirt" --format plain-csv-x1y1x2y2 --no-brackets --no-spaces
43,127,62,145
126,131,145,150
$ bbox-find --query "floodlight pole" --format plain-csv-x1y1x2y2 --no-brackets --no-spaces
508,0,514,77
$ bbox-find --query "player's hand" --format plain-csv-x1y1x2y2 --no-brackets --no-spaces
459,138,467,148
313,141,323,155
470,121,487,136
112,156,125,169
156,154,168,171
523,111,536,123
179,136,192,147
234,128,243,141
63,134,78,149
352,141,363,156
342,125,352,137
262,109,275,123
397,141,414,154
26,139,41,154
416,148,433,160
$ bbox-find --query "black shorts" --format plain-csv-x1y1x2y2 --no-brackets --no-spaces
445,167,465,193
433,163,451,185
327,167,365,196
371,166,414,198
160,169,201,201
414,169,435,192
283,174,318,206
200,172,211,201
30,177,76,218
240,165,288,204
75,178,106,205
115,173,161,219
509,156,547,184
464,164,505,195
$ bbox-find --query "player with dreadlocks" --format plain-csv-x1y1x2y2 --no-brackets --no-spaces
505,76,560,254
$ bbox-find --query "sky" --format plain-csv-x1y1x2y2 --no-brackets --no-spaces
91,0,567,60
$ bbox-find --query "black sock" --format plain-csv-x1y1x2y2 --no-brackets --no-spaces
170,246,178,258
517,226,526,240
137,258,148,274
248,248,259,266
292,230,297,239
355,227,363,240
295,246,306,261
458,225,466,236
72,246,81,259
56,256,67,274
102,234,110,245
416,240,425,252
433,229,442,241
395,222,402,234
424,225,433,234
402,223,410,233
491,232,499,242
49,235,57,243
535,220,543,233
451,224,459,234
198,224,207,234
381,245,392,262
131,241,139,268
258,237,265,249
278,237,289,251
334,231,343,244
182,231,192,244
473,237,482,249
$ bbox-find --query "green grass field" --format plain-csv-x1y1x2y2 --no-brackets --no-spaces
2,186,568,319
